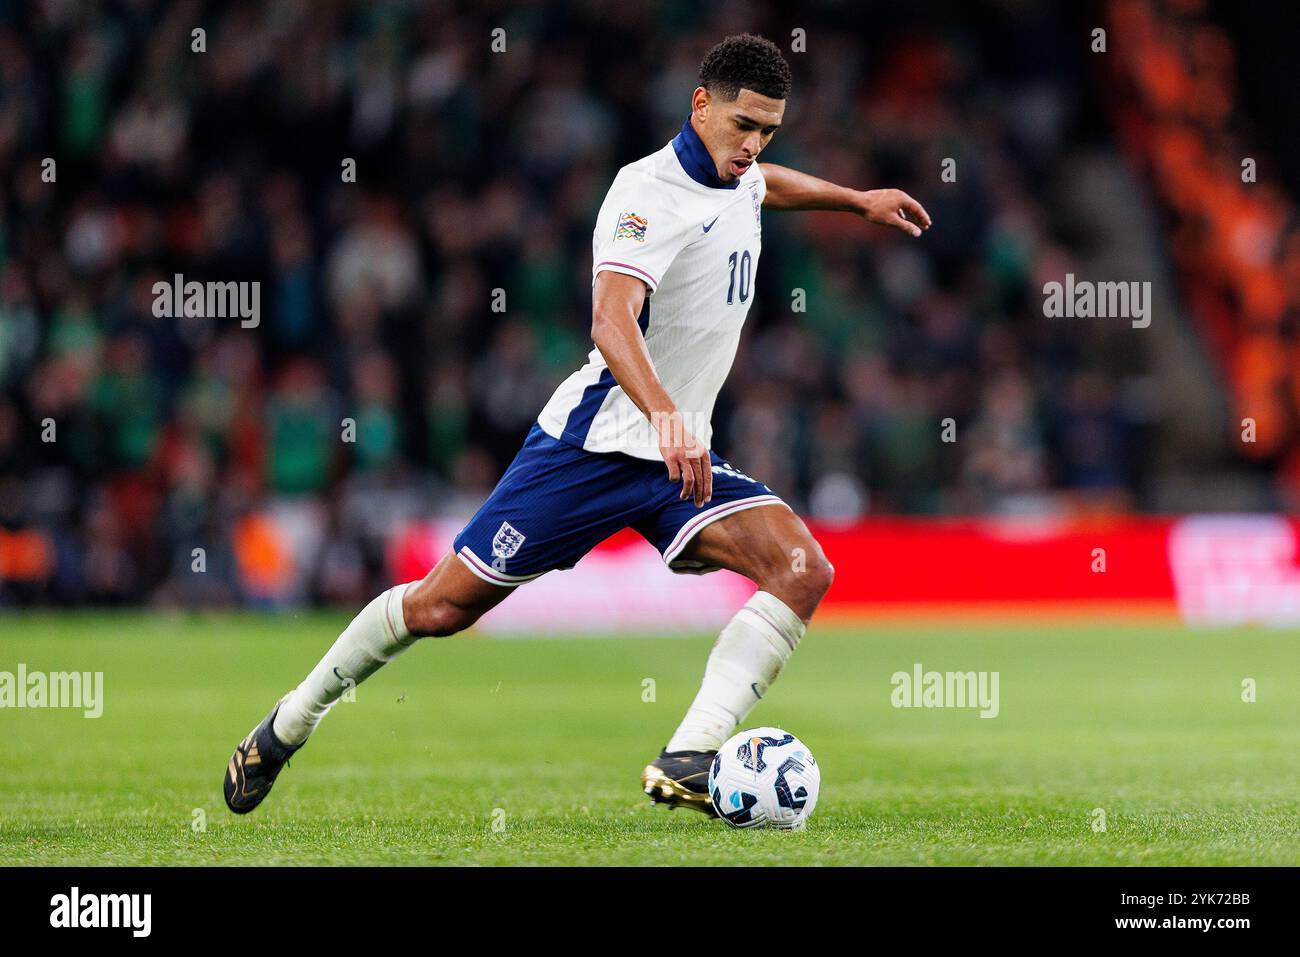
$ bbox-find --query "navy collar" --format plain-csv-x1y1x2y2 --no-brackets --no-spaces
671,117,740,190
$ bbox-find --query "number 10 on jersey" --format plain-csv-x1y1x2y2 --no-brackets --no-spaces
727,250,752,304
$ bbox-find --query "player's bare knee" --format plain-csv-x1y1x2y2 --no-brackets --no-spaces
755,556,830,621
805,555,834,603
773,545,833,618
794,555,834,611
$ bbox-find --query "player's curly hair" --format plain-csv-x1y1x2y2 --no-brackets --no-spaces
699,33,792,101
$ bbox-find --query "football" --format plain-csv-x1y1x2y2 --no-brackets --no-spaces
708,727,821,829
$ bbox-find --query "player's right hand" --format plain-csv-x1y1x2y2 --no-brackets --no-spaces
655,411,712,507
857,188,932,237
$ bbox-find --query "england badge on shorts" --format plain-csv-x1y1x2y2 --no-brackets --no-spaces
492,521,526,559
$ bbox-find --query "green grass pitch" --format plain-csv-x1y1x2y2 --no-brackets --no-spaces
2,611,1297,866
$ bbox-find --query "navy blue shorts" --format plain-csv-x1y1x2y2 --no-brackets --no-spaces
452,423,788,585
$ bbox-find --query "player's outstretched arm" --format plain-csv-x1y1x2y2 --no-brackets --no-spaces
760,163,932,238
590,271,712,506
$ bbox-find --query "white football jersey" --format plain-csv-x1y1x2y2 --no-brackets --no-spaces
536,118,766,460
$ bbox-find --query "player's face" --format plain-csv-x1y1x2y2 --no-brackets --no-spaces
693,87,784,182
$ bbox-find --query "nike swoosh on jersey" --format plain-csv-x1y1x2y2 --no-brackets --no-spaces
702,215,720,233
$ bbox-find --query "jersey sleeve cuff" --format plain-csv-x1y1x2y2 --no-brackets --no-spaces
593,260,660,294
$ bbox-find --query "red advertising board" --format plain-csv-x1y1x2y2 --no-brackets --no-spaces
381,514,1300,632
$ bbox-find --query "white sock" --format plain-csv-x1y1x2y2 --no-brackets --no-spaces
273,582,416,746
665,591,806,753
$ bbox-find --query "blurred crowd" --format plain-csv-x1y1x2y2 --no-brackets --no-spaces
1104,0,1300,493
0,0,1254,606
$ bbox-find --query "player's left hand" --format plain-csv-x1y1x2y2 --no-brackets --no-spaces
857,189,932,237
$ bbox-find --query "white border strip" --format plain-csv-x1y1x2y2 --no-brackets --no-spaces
456,546,546,587
662,494,790,566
